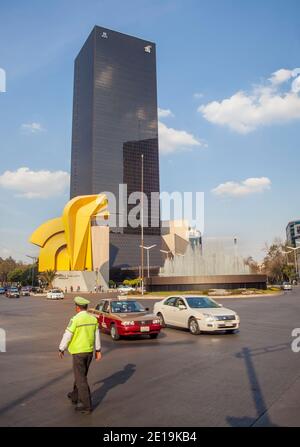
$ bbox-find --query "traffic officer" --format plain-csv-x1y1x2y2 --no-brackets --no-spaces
59,296,102,414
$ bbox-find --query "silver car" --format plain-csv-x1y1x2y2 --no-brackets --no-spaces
154,295,240,335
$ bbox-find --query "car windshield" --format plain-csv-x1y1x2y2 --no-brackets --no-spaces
52,290,61,293
186,297,221,309
11,288,18,292
111,300,145,313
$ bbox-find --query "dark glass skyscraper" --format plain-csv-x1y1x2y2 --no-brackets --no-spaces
70,26,161,269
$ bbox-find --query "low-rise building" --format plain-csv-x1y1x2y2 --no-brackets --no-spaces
286,220,300,247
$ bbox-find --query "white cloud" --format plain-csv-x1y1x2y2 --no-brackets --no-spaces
292,76,300,94
199,68,300,133
158,107,174,118
212,177,271,197
158,121,203,154
21,122,45,133
0,167,70,198
269,68,300,85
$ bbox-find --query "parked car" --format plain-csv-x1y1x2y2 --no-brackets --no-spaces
117,285,135,294
0,287,5,295
89,298,161,340
20,287,30,296
46,289,64,300
282,282,292,291
6,287,20,298
154,295,240,335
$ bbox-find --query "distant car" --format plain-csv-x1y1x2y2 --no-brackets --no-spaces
117,285,135,294
32,286,43,294
6,287,20,298
89,298,161,340
154,295,240,335
282,282,292,291
0,287,5,295
20,287,30,296
46,289,64,300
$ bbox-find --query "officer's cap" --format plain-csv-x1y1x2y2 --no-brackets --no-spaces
74,296,90,306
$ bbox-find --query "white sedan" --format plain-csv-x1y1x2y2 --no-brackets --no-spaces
154,295,240,334
46,289,64,300
282,282,292,291
117,285,135,294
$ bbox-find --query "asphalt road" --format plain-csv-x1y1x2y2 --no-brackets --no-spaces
0,289,300,427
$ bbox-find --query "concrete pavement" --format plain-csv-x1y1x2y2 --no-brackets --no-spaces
0,289,300,426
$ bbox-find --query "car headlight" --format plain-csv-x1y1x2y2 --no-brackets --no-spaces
152,318,160,325
203,313,216,322
121,321,135,326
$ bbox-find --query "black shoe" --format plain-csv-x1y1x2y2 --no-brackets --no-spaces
75,404,92,414
67,392,78,404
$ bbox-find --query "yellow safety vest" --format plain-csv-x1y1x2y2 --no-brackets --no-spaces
67,311,98,354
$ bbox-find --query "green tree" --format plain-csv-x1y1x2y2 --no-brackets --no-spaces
109,279,116,288
0,256,17,283
123,278,141,287
21,264,38,286
7,268,25,284
262,239,296,284
39,270,57,289
282,264,296,282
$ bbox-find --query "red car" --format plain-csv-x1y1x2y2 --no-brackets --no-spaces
89,298,162,340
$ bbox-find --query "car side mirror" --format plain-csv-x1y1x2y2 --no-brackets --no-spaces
179,304,186,310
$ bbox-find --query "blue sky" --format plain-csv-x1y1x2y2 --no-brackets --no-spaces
0,0,300,262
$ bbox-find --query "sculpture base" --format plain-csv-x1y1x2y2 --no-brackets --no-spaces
53,270,108,293
145,274,267,292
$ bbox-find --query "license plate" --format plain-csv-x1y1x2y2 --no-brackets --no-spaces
225,322,233,327
140,326,150,332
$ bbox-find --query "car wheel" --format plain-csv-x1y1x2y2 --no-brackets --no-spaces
157,313,166,328
110,324,120,341
189,317,200,335
149,333,158,339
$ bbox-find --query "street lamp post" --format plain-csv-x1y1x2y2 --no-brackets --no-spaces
282,250,293,265
283,250,294,283
287,246,300,279
26,255,37,288
140,245,157,279
140,154,144,296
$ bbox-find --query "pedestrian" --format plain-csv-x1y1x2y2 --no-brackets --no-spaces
70,285,73,293
65,286,67,294
59,296,102,414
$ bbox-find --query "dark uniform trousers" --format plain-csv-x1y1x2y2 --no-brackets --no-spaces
70,352,93,410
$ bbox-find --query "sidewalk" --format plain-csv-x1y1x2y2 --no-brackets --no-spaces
129,292,283,300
